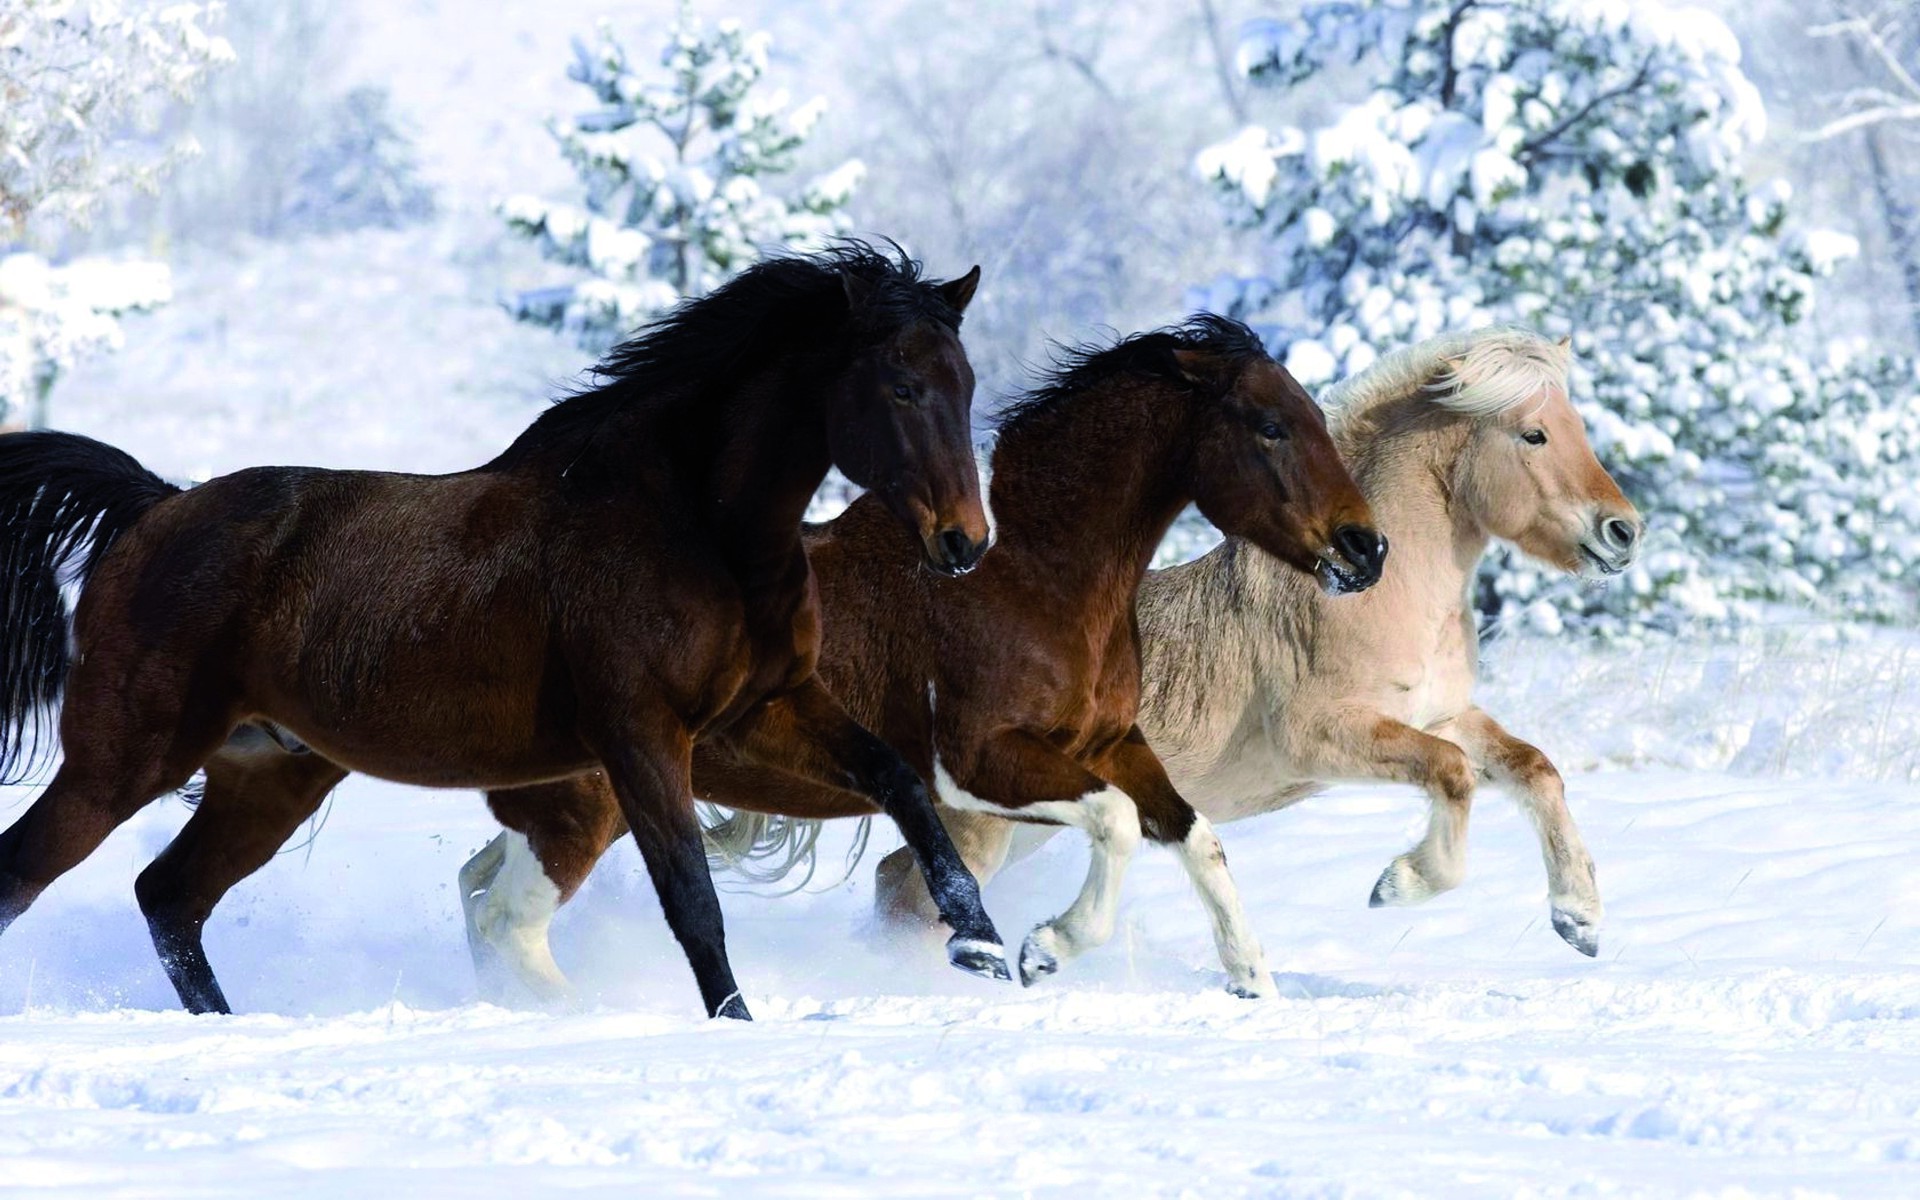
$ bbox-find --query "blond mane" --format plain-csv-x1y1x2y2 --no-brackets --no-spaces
1322,326,1570,443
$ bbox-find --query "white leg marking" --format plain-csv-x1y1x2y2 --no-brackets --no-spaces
1018,788,1142,984
1174,815,1277,999
459,833,509,995
473,831,575,1006
934,760,1144,986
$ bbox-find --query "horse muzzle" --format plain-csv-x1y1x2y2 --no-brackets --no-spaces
1578,514,1641,578
923,526,990,577
1315,524,1388,595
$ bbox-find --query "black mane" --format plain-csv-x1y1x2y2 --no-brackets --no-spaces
491,242,961,471
993,313,1269,438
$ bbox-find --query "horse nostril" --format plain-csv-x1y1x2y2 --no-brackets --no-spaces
937,528,976,569
1602,518,1638,551
1333,524,1387,574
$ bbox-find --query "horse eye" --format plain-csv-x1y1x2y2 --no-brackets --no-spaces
1522,429,1548,446
1259,421,1287,442
891,383,914,403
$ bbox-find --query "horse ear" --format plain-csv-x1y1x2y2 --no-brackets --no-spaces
936,265,981,314
1557,334,1572,348
841,270,877,313
1170,348,1220,390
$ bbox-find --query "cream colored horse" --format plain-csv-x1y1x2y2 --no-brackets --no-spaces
463,326,1639,999
869,326,1638,958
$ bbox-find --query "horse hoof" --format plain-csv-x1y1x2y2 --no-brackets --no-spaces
712,993,753,1020
1551,907,1600,958
947,936,1013,982
1368,855,1442,908
1017,936,1059,988
1226,978,1274,1000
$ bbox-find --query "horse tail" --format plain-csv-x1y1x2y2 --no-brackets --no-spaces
0,431,182,781
697,805,871,894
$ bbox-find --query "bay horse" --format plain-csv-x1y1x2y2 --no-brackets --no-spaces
0,245,1010,1020
459,314,1387,1002
871,327,1640,957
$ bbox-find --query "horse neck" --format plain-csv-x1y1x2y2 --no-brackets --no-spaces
1332,408,1489,617
700,375,834,580
987,379,1194,616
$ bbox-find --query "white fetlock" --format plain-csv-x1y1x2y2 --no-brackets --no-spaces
1018,923,1067,987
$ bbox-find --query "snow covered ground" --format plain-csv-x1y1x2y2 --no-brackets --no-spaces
3,668,1918,1197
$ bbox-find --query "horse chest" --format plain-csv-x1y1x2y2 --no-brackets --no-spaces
1382,615,1474,730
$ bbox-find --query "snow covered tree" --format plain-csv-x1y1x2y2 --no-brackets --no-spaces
281,87,435,235
500,5,864,352
0,0,232,426
1193,0,1920,632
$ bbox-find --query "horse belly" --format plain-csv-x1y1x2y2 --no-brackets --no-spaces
252,604,591,787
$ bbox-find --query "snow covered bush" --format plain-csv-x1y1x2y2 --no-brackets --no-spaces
0,0,232,426
281,87,434,235
1193,0,1920,633
500,4,864,352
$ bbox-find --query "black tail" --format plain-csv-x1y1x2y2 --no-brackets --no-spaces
0,432,181,781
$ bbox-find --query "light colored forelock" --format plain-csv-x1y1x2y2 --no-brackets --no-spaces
1323,327,1570,433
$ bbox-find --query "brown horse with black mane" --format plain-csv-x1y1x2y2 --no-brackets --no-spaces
0,245,1006,1020
461,315,1387,1002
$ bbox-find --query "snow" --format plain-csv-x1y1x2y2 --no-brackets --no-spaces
3,625,1919,1195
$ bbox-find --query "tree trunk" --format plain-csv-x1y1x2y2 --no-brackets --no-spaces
1861,125,1920,351
26,372,53,431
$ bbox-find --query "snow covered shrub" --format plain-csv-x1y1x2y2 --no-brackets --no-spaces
500,4,863,352
281,87,434,235
1192,0,1920,633
0,0,232,426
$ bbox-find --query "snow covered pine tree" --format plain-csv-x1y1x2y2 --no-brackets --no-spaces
0,0,231,428
1194,0,1920,633
500,5,864,353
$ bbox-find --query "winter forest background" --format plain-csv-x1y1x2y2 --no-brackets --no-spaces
5,0,1919,643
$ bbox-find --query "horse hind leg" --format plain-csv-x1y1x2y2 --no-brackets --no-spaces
464,830,574,1009
134,743,346,1014
470,775,627,1008
874,805,1018,934
0,703,231,942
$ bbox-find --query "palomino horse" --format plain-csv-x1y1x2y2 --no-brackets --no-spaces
870,327,1639,957
459,315,1386,1001
0,246,1009,1020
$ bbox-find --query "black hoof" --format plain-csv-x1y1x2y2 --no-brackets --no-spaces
1017,940,1058,988
947,935,1012,982
712,993,753,1020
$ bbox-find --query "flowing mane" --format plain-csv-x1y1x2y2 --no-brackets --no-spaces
992,313,1270,441
490,242,962,472
1322,326,1571,444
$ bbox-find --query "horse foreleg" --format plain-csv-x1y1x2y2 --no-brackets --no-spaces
1441,708,1601,956
134,744,347,1013
474,774,627,1007
1101,730,1275,999
722,678,1011,983
590,715,748,1020
1295,710,1478,909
